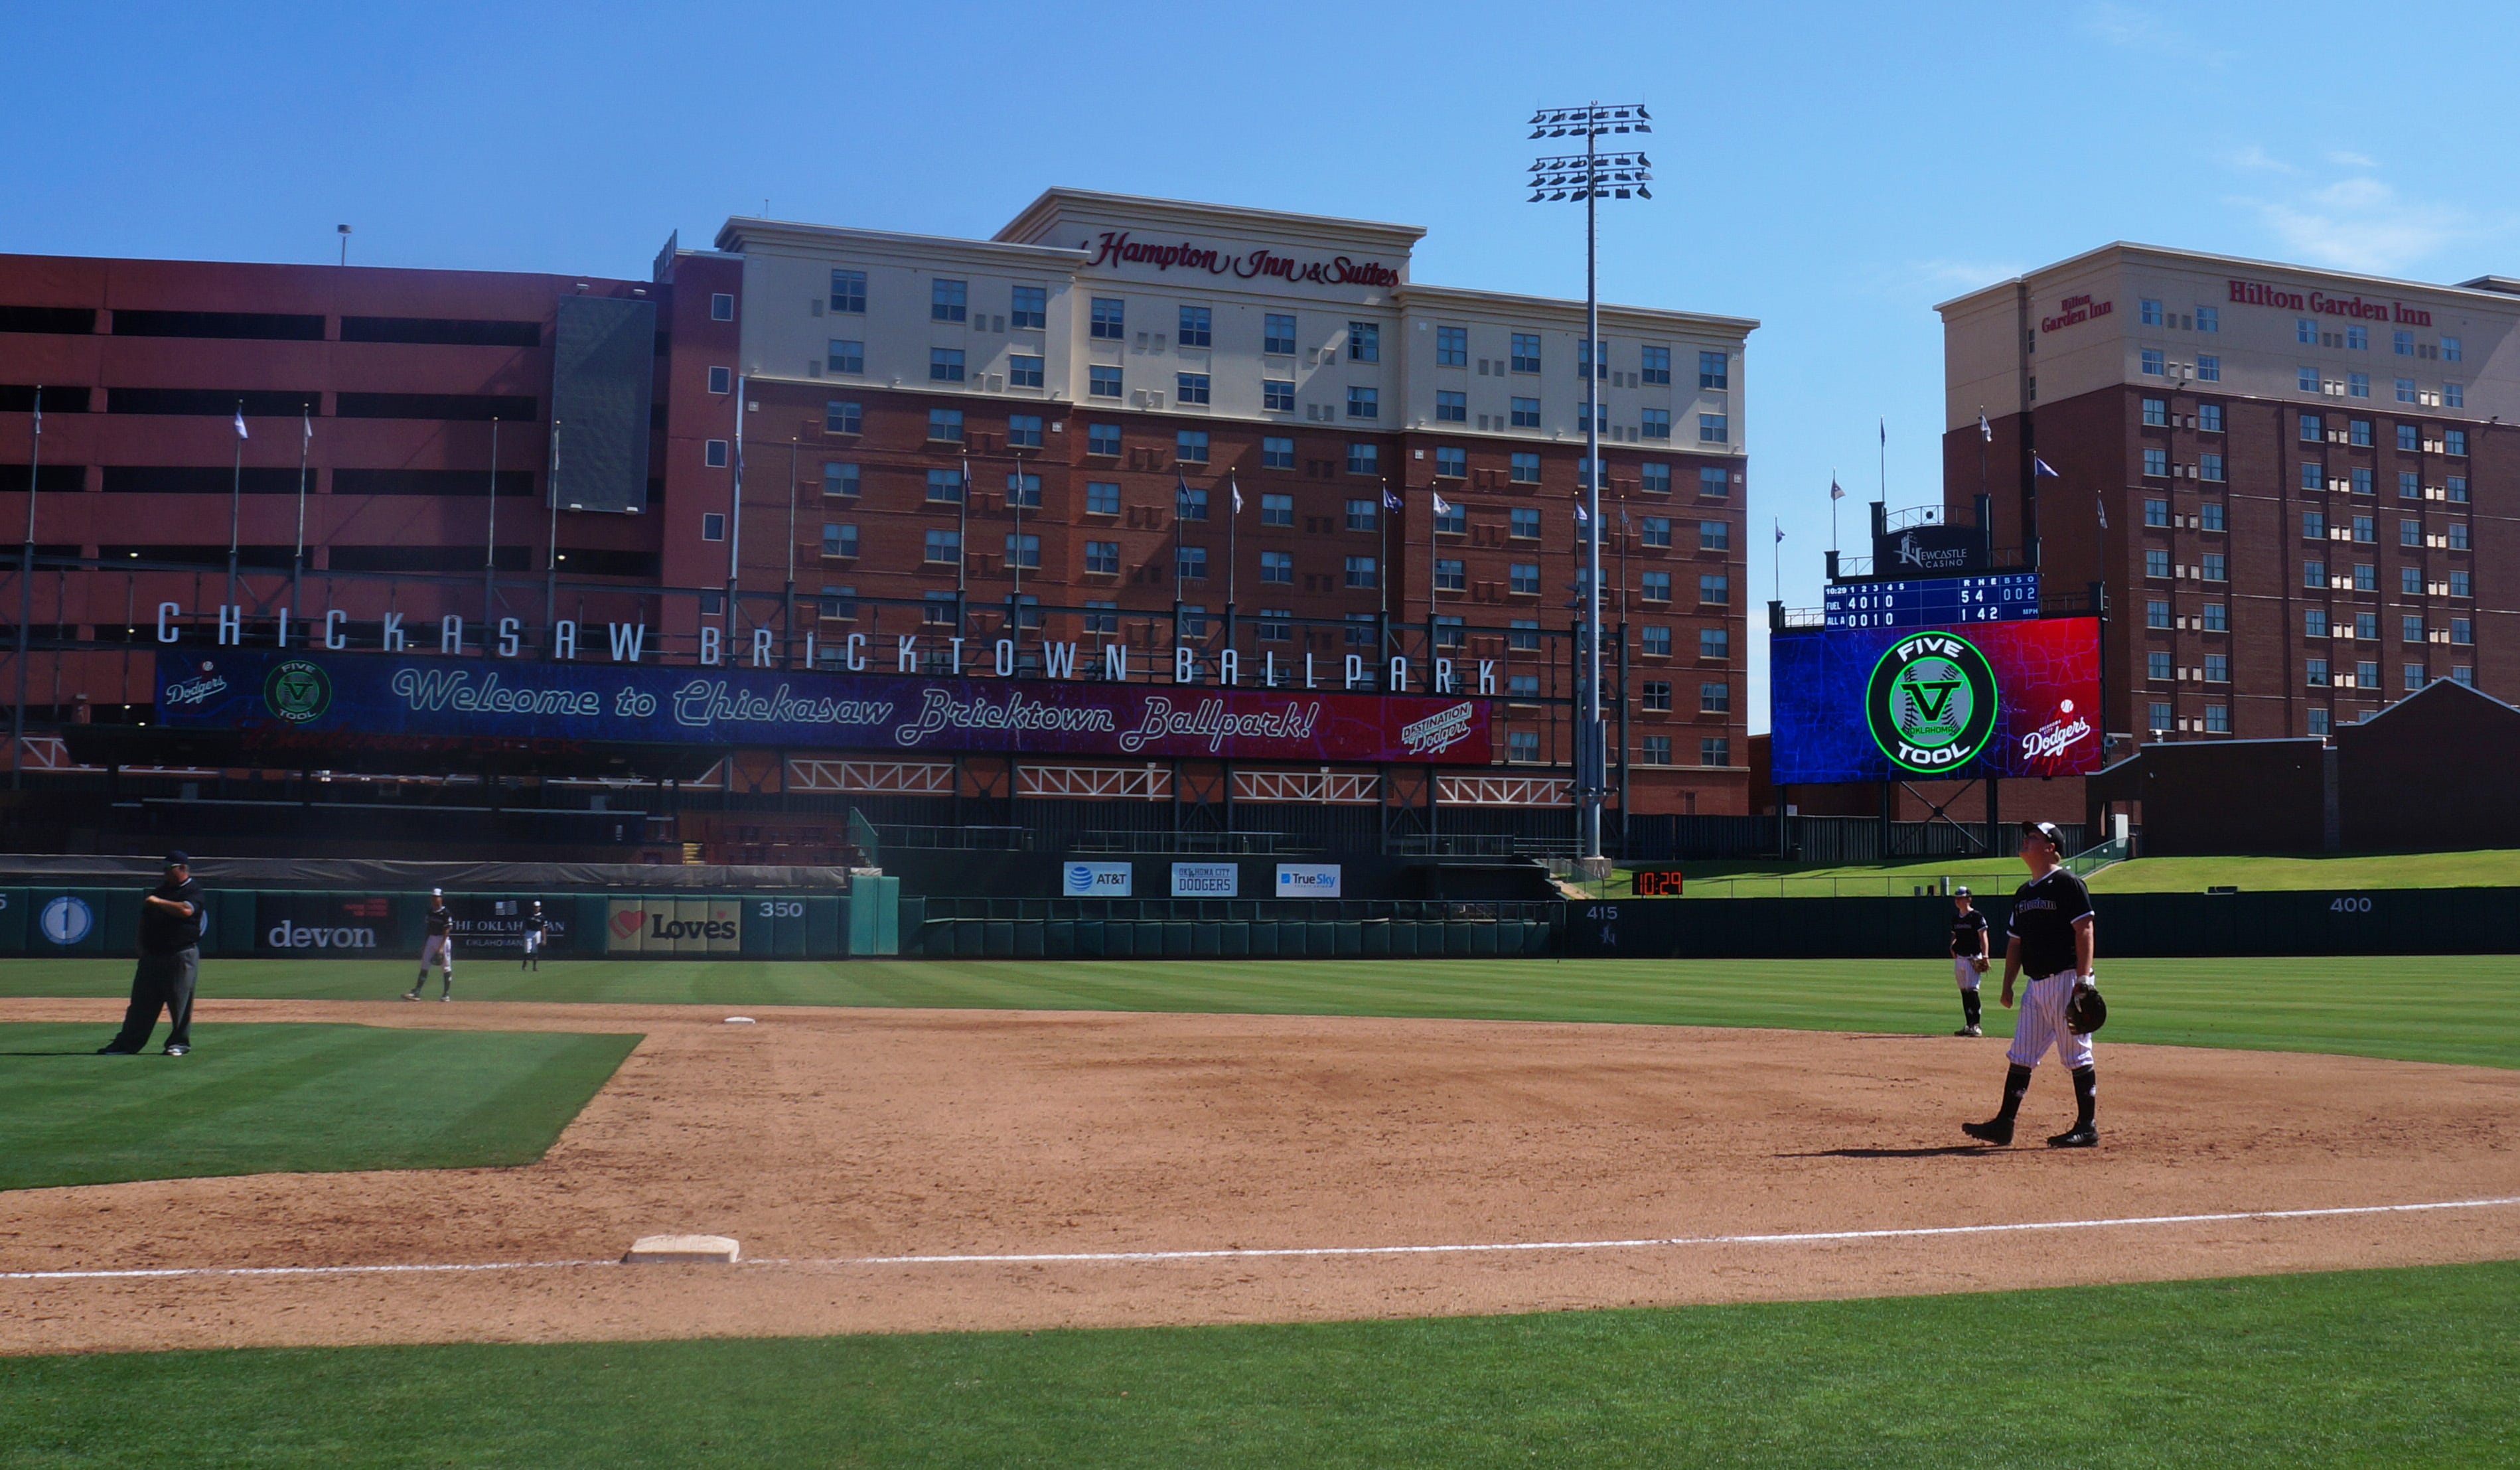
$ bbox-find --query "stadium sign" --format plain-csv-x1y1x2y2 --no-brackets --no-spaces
1866,632,1999,774
1064,862,1134,897
157,650,1494,765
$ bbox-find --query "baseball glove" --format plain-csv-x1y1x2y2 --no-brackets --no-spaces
1970,956,1991,975
2065,982,2107,1035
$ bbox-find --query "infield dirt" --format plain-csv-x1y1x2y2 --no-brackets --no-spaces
1,997,2514,1354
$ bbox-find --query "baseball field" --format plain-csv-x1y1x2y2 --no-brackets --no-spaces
3,956,2515,1466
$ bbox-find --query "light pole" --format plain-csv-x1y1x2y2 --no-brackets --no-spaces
1529,101,1652,865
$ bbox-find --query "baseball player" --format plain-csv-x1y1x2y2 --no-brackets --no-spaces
406,889,455,1001
1963,822,2101,1148
520,900,546,971
1947,887,1990,1036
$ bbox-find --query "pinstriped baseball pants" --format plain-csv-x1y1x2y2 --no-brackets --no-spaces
2006,969,2094,1070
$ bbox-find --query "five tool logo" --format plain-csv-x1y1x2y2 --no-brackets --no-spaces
261,659,332,724
1865,631,1998,774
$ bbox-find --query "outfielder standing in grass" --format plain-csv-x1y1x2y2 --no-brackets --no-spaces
406,889,455,1002
520,900,546,972
1947,887,1989,1037
1964,822,2103,1149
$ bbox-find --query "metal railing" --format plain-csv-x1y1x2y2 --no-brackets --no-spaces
1068,830,1286,855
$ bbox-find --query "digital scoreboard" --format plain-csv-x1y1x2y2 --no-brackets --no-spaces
1824,573,2039,630
1629,866,1686,897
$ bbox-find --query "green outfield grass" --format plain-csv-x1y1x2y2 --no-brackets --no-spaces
4,954,2515,1070
0,1022,637,1191
3,1260,2513,1468
1610,846,2520,897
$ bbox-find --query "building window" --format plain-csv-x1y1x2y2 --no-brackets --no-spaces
1435,557,1465,592
2399,518,2422,548
1079,424,1119,460
1694,466,1726,499
821,461,859,498
1509,453,1540,484
2140,348,2164,376
1009,355,1043,389
1254,608,1288,640
2146,549,2171,578
1639,515,1672,548
2199,403,2223,432
1347,321,1380,362
1089,365,1122,399
824,400,861,435
2145,498,2170,528
2351,563,2374,591
1700,681,1731,713
1085,540,1120,575
1641,345,1672,384
1698,413,1729,443
2306,658,2330,687
1436,445,1467,478
1433,615,1465,649
1260,550,1292,583
2446,382,2465,408
2299,413,2322,443
1699,627,1730,659
1344,497,1378,533
2446,429,2468,455
2148,701,2173,731
1498,506,1536,541
2450,569,2472,597
1641,407,1672,440
2396,423,2419,452
1086,481,1120,515
1509,333,1541,373
2443,336,2464,362
1250,378,1288,413
1177,485,1209,520
1502,618,1539,652
2396,377,2418,404
2142,397,2167,427
2400,565,2423,596
2306,707,2331,736
2397,471,2420,500
2300,463,2323,492
2201,503,2225,533
2145,598,2172,630
2304,510,2327,540
2347,418,2372,447
1637,736,1672,767
1700,737,1732,767
1641,571,1672,602
828,270,865,314
818,585,856,623
922,593,957,625
1004,414,1043,450
1176,372,1211,405
2355,611,2378,640
1005,471,1041,508
2196,355,2221,382
1509,396,1541,428
2143,447,2168,477
709,293,733,321
2204,652,2229,682
1347,443,1378,477
1698,349,1729,390
929,279,967,323
1435,497,1466,534
703,439,728,468
820,522,858,560
2404,663,2427,691
2351,467,2373,494
2450,522,2471,550
707,365,733,394
2201,704,2229,733
1182,607,1209,638
2351,514,2374,544
1002,534,1042,569
2347,326,2368,350
2200,603,2227,632
1177,546,1206,579
1347,386,1378,419
1006,283,1045,331
1244,437,1286,472
2148,650,2174,680
1343,555,1377,589
1177,431,1209,464
928,408,963,443
2347,372,2369,398
924,528,960,564
822,338,863,375
2298,366,2319,392
1090,298,1124,339
926,468,964,503
700,512,725,541
2296,317,2318,345
2304,608,2330,638
1631,462,1668,495
2140,299,2163,326
2197,306,2219,332
1261,491,1293,525
1178,305,1212,348
1435,389,1467,423
1507,730,1540,763
1698,573,1730,605
1435,324,1467,366
2453,617,2475,643
2200,453,2224,482
1508,562,1540,595
2448,476,2469,502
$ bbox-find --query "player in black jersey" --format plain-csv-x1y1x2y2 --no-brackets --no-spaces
520,901,546,971
406,889,455,1001
1963,822,2101,1148
1947,887,1990,1036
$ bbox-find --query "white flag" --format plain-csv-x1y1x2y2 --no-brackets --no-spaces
301,408,313,444
1230,478,1244,515
2032,455,2061,478
1431,490,1452,515
1978,412,1992,443
233,407,249,440
1574,503,1590,524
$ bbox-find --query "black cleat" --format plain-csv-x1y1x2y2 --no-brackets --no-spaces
95,1045,138,1055
1962,1118,2014,1146
2047,1126,2099,1149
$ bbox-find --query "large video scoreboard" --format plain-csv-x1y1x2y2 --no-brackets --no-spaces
1823,573,2039,630
1771,610,2103,784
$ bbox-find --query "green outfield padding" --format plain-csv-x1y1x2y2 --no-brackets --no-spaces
3,1262,2513,1468
0,1022,638,1191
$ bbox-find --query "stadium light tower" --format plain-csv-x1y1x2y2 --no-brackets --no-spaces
1529,101,1651,866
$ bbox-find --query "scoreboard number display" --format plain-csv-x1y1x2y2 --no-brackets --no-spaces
1629,866,1687,897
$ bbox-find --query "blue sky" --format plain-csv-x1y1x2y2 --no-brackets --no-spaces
8,0,2517,728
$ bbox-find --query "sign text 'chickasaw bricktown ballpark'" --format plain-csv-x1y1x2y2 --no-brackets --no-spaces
156,648,1495,765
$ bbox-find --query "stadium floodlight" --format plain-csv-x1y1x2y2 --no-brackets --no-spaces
1528,101,1651,866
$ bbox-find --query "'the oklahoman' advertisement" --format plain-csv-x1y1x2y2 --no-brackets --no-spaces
155,650,1493,765
1767,617,2102,784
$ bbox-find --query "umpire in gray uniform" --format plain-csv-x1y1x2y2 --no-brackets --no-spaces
97,851,205,1057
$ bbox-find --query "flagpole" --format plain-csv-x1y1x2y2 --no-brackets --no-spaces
13,385,37,789
227,399,243,607
292,404,311,615
1226,472,1238,670
786,438,799,667
483,417,500,655
958,454,972,643
1877,417,1886,508
1773,519,1782,605
544,419,560,642
1428,483,1438,636
727,373,745,652
1830,471,1840,553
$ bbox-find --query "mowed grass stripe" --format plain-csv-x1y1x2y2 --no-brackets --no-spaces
0,1023,639,1191
2,1261,2513,1468
3,956,2515,1070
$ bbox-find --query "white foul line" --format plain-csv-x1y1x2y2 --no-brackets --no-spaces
5,1195,2515,1284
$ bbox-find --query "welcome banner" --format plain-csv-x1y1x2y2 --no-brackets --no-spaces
156,650,1495,765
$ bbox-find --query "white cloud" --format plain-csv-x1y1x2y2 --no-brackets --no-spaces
2221,143,2295,175
2219,146,2472,274
2326,150,2379,170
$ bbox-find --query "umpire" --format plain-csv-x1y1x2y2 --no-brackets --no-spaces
97,851,205,1057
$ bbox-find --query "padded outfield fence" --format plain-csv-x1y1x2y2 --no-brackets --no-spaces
902,898,1557,960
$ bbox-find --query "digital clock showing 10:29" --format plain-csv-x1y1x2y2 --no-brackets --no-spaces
1629,866,1687,897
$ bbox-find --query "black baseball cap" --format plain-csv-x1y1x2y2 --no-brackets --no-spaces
2020,821,2065,847
163,850,190,867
